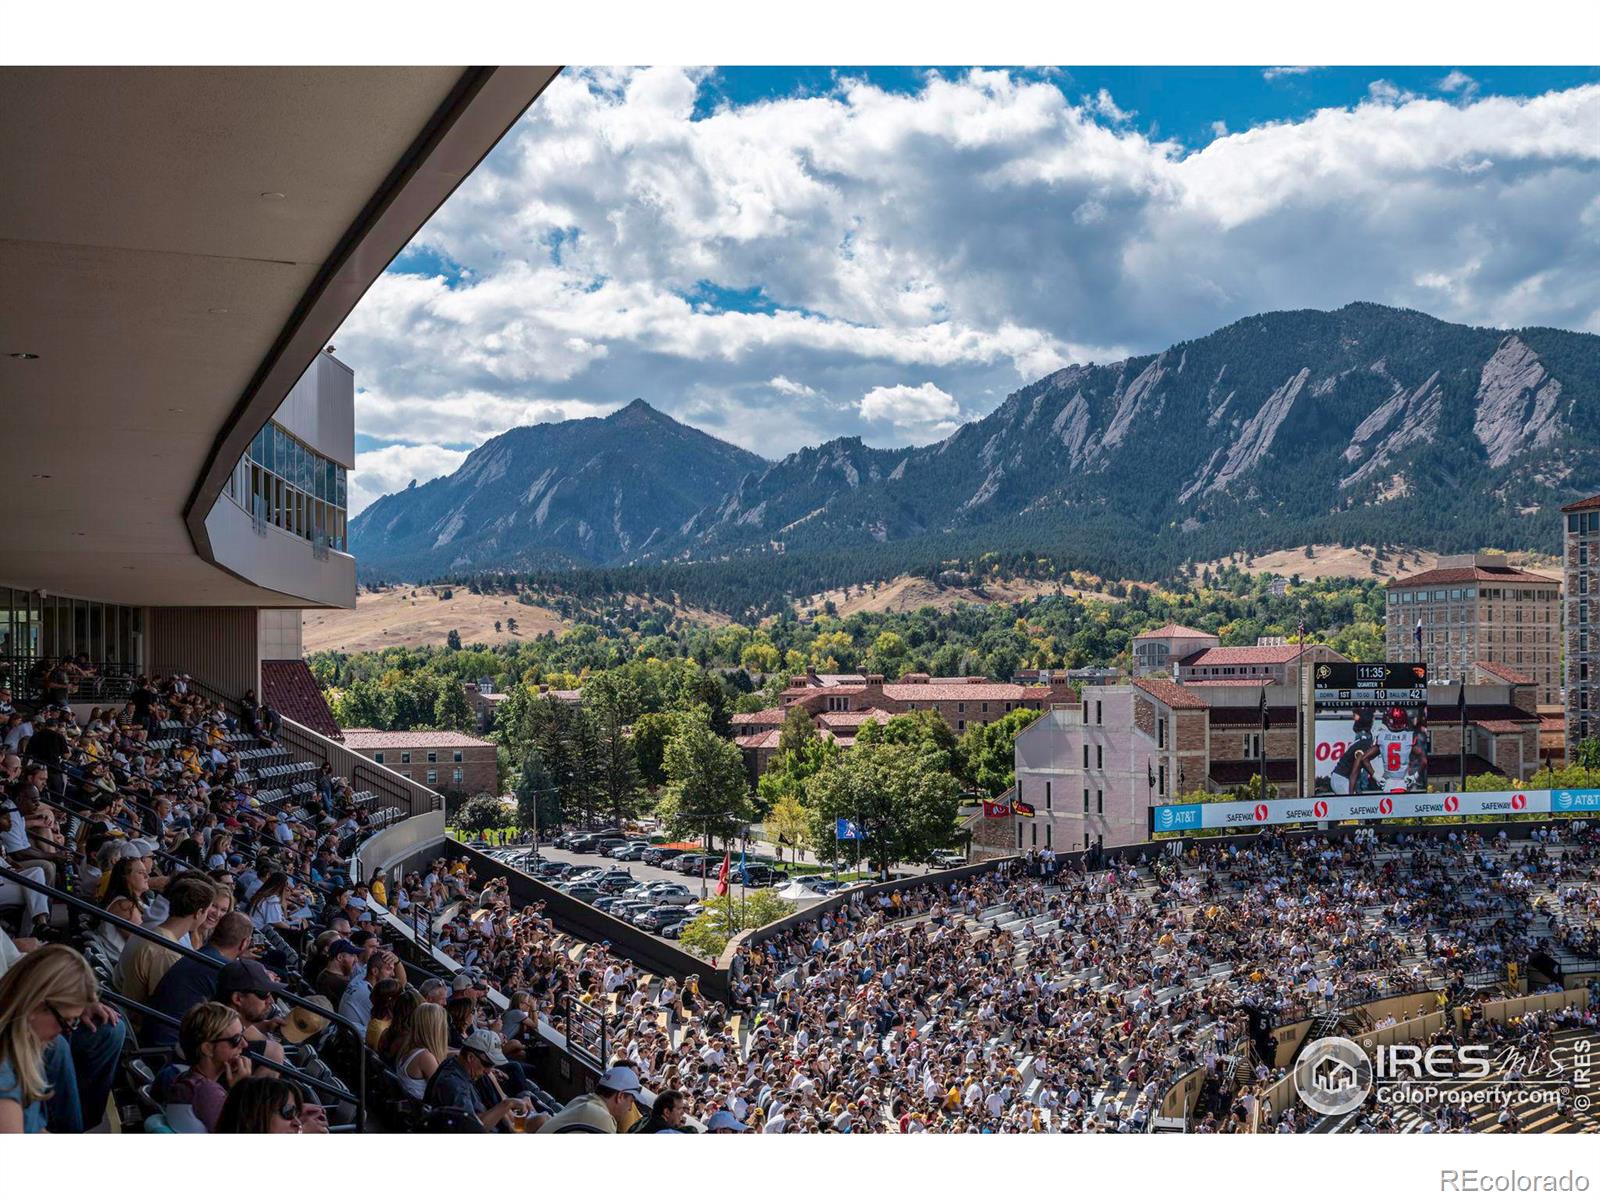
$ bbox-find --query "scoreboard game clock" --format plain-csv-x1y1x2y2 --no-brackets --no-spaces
1312,662,1430,796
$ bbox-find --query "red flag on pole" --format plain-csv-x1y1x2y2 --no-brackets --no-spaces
714,852,731,896
982,800,1013,819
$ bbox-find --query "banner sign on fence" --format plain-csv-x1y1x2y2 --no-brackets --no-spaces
1553,789,1600,813
1151,789,1573,831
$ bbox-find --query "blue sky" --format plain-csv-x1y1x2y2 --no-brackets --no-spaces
335,65,1600,512
698,65,1600,149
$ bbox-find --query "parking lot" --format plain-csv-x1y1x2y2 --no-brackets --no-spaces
477,843,787,943
476,838,934,947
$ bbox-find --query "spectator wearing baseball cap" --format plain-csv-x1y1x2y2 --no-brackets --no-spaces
215,956,291,1073
422,1028,531,1133
314,939,360,1006
538,1064,643,1134
705,1109,748,1133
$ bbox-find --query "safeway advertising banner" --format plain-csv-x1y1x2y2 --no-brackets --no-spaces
1153,789,1556,832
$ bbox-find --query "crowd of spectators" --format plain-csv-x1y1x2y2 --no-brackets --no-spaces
377,824,1600,1134
0,670,429,1133
3,665,1598,1136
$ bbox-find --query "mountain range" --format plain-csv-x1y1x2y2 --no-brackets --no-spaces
349,303,1600,592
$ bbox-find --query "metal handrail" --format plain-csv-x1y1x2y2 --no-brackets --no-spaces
97,983,360,1107
0,860,367,1130
23,752,343,903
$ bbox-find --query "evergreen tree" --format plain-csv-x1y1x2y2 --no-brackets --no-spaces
513,747,563,833
433,682,475,732
659,711,753,847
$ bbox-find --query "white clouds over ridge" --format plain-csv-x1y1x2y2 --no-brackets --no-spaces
335,68,1600,513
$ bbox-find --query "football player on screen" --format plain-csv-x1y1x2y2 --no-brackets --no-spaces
1328,708,1381,795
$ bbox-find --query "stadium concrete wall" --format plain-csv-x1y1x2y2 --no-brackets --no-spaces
446,841,728,1001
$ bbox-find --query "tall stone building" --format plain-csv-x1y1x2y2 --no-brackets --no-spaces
1385,554,1562,705
1564,495,1600,749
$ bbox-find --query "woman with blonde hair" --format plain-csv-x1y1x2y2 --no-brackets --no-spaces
390,1001,448,1101
0,945,99,1134
165,1001,250,1132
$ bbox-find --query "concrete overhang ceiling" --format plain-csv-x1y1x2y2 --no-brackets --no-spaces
0,65,559,607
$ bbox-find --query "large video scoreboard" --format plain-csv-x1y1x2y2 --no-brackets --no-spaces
1312,662,1430,796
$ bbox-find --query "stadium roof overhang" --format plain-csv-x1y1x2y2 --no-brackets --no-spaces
0,66,559,608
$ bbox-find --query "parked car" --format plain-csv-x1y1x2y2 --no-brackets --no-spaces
633,905,686,931
561,883,601,904
534,861,569,880
641,883,696,906
674,855,710,876
737,864,780,887
594,871,634,894
465,839,490,850
660,917,692,939
592,837,628,855
610,842,651,860
929,851,968,869
610,899,654,921
804,878,846,894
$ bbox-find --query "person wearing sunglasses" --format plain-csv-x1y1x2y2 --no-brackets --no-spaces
165,1001,251,1132
0,944,99,1134
214,1076,304,1134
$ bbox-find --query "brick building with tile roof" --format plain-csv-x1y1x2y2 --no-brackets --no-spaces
734,671,1075,781
341,728,498,799
979,671,1541,857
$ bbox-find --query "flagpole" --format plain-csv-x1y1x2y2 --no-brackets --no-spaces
1295,618,1305,799
1258,685,1270,800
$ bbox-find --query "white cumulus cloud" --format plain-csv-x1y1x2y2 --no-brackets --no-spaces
332,67,1600,508
768,376,818,397
859,382,962,440
349,443,470,515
